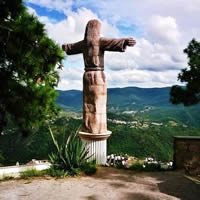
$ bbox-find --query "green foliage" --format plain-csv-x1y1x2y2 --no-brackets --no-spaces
170,39,200,106
1,112,200,166
144,163,160,171
129,162,144,171
0,151,5,166
0,116,82,165
81,160,97,175
20,168,45,179
45,167,67,178
48,126,93,176
129,162,161,172
108,120,200,161
0,0,64,135
20,168,67,179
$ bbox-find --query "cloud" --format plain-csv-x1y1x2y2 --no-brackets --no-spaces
44,8,119,45
72,0,200,44
25,0,199,90
27,6,37,15
106,68,181,89
147,16,181,44
57,67,83,90
104,38,186,73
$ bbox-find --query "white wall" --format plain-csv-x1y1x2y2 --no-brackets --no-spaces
0,164,51,179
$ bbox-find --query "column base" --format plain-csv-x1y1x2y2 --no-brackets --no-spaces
78,131,112,165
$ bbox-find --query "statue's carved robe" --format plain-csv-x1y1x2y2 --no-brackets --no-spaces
63,38,127,134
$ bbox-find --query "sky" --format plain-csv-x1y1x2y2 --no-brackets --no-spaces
24,0,200,90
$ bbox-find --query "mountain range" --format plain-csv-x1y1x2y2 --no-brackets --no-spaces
56,87,200,128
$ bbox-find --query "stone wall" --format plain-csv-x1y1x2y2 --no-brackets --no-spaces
173,136,200,175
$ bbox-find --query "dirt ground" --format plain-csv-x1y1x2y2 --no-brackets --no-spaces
0,167,199,200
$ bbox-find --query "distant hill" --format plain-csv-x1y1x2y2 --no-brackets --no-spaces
56,87,200,128
56,87,171,109
57,89,82,111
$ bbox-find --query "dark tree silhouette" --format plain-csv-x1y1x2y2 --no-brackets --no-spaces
0,0,64,135
170,39,200,106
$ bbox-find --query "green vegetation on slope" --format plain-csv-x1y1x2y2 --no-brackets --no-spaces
108,120,200,161
0,114,81,165
1,112,200,165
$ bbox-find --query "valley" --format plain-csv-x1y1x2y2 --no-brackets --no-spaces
1,87,200,165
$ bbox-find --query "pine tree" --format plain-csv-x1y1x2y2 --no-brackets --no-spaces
0,0,64,135
170,39,200,106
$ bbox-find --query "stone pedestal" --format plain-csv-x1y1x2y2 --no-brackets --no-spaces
79,131,112,165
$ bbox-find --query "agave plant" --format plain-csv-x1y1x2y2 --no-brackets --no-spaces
48,126,92,175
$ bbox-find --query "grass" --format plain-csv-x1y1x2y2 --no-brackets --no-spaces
19,161,97,179
20,168,68,179
20,168,46,179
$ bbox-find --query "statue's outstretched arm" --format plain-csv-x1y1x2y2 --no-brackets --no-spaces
100,37,136,52
62,40,85,55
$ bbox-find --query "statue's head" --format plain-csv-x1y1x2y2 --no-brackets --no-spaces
84,19,101,42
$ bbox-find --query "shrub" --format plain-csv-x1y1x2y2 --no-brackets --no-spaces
129,162,144,171
144,163,160,171
48,126,93,176
129,161,162,172
45,167,67,178
81,160,97,175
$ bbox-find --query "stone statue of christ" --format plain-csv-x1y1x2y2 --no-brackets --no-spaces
62,19,136,134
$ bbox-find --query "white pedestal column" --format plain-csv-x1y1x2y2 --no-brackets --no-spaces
78,131,112,165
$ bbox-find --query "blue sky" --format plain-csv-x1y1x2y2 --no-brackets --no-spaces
25,0,200,90
25,2,66,21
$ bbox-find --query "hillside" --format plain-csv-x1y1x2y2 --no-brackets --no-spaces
56,87,172,110
1,87,200,165
1,112,200,165
56,87,200,128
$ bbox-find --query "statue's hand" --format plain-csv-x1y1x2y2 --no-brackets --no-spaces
125,38,136,47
